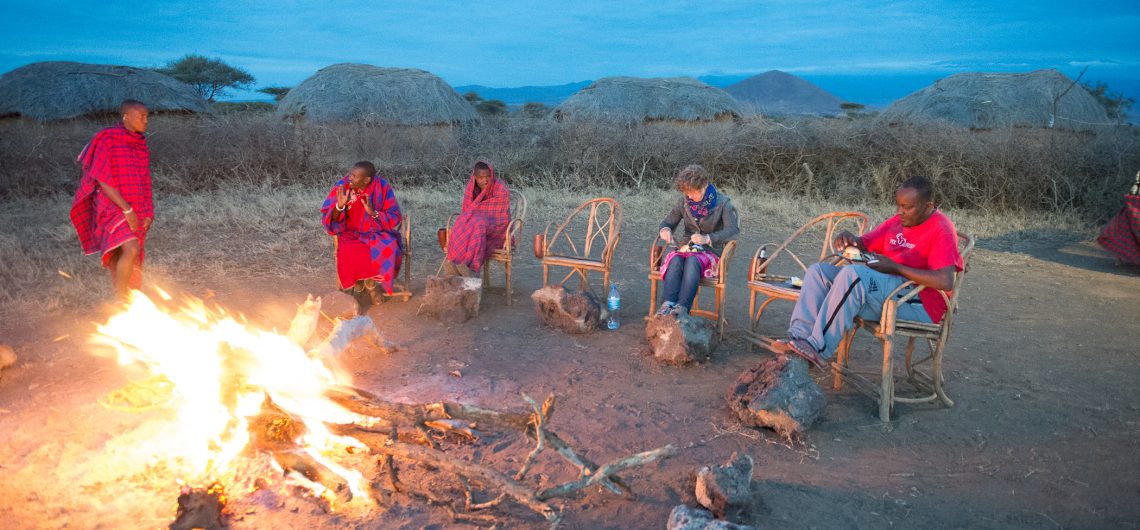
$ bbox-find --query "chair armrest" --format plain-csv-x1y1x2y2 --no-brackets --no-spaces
718,240,737,279
749,243,780,279
648,234,673,273
879,280,951,329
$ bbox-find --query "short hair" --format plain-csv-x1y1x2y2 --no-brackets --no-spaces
120,99,147,113
473,160,491,173
674,164,710,192
899,175,934,202
351,161,376,177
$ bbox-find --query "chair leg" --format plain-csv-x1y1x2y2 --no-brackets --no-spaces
504,260,513,306
879,334,894,422
834,328,856,391
931,338,954,407
542,265,549,288
747,290,757,352
716,285,726,339
648,275,659,318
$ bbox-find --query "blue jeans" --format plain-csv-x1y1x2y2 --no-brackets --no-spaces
788,263,933,359
661,255,703,310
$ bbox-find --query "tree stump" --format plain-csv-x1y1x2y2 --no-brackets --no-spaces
668,505,755,530
530,286,601,334
725,356,826,438
645,313,719,365
420,275,483,323
695,452,754,519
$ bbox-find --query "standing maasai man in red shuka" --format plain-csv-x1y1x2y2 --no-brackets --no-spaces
70,100,154,299
443,160,511,276
321,161,403,316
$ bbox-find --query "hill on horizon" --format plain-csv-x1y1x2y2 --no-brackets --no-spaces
452,81,592,107
723,70,846,116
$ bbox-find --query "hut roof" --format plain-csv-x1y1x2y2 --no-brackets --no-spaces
878,69,1111,130
554,76,743,122
275,63,478,125
0,61,209,122
723,70,845,117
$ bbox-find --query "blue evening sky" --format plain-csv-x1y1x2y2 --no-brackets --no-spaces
2,0,1137,104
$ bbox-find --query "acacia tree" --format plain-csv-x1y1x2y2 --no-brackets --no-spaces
257,86,291,102
1083,80,1136,122
158,54,255,102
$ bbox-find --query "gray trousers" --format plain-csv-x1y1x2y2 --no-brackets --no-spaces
788,263,932,360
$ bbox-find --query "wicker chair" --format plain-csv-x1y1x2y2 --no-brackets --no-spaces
745,211,869,350
332,213,413,301
831,233,976,422
438,188,528,305
535,198,622,292
646,238,737,337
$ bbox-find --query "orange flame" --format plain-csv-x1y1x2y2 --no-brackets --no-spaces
91,290,368,501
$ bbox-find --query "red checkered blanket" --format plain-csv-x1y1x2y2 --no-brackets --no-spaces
1098,194,1140,266
445,162,510,272
69,125,153,288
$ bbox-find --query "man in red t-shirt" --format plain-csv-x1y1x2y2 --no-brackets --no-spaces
776,176,964,369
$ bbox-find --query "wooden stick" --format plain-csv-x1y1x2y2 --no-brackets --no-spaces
537,445,678,500
351,432,559,523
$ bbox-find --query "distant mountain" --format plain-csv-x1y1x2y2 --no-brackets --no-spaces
723,70,845,116
453,81,593,106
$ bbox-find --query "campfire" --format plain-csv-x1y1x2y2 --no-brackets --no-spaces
90,289,676,527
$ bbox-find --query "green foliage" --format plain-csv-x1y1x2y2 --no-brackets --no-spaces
212,101,274,114
257,86,291,102
518,102,551,119
839,102,865,111
475,99,508,116
1083,80,1136,122
463,91,483,104
157,54,255,102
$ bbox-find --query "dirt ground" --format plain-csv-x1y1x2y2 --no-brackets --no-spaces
1,215,1139,529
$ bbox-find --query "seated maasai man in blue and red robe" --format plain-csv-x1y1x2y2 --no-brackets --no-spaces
320,161,403,315
444,160,511,276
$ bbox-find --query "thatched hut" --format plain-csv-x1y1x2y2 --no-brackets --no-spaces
0,61,209,122
554,77,743,122
276,63,478,125
878,69,1111,130
724,70,845,117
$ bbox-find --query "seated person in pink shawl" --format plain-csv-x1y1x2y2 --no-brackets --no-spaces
321,161,403,315
656,164,740,316
443,160,511,276
69,100,154,299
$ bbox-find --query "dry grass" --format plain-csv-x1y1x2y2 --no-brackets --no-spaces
0,182,1093,333
3,112,1136,219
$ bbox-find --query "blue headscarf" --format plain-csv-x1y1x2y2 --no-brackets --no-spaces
686,184,718,222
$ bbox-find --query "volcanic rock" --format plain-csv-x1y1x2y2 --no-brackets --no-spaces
695,453,754,518
667,505,755,530
725,356,826,437
420,275,483,322
531,285,602,334
646,313,719,365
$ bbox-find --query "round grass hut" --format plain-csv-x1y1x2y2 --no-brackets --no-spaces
554,76,743,122
276,63,478,125
878,69,1111,130
0,61,209,122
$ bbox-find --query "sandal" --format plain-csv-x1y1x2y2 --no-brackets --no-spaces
782,338,828,370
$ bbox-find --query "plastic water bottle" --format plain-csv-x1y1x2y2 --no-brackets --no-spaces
606,283,621,330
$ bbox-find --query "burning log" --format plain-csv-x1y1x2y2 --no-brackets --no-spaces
247,397,354,503
171,482,227,530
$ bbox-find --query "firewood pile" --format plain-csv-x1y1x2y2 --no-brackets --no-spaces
242,387,677,527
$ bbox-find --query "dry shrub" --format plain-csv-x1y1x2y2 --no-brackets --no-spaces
2,113,1137,219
